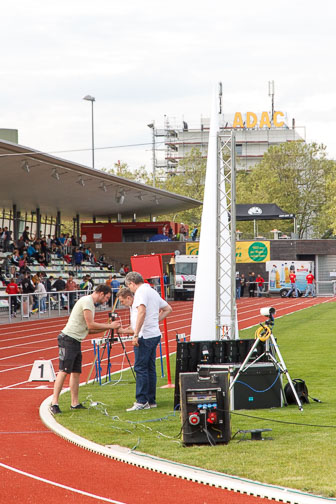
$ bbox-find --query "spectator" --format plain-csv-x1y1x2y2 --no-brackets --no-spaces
35,278,47,313
111,275,120,306
20,272,35,317
80,275,94,292
6,278,20,317
73,247,84,271
53,275,66,308
191,227,198,241
256,274,265,297
124,265,130,274
65,273,78,310
22,226,31,243
248,272,256,297
119,264,126,275
240,273,246,297
2,227,11,252
236,273,241,299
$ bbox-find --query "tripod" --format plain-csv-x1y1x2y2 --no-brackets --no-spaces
229,315,303,411
87,318,136,385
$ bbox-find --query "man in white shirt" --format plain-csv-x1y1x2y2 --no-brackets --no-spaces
124,272,172,411
50,284,120,415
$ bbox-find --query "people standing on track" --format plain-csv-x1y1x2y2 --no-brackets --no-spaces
305,271,316,297
50,284,120,414
124,271,172,411
286,271,298,298
256,274,265,297
240,273,246,297
235,273,241,299
248,271,256,297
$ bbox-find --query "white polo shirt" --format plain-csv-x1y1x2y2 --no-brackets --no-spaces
133,283,168,339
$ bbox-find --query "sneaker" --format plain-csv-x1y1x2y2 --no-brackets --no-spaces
31,308,38,314
70,403,87,410
149,403,157,408
126,402,150,412
49,404,62,415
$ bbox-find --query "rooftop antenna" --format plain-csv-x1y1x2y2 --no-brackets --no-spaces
268,80,275,122
218,82,223,114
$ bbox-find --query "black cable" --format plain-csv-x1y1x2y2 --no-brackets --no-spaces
227,409,336,429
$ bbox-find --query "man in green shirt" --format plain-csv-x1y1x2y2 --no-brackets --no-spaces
50,284,120,414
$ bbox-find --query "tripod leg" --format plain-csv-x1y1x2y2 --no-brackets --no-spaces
230,338,261,390
270,334,303,411
119,336,136,381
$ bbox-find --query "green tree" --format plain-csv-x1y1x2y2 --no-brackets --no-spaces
156,148,206,227
236,142,335,238
102,161,152,185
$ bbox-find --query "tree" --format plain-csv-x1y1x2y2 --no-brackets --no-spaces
102,161,152,185
236,142,335,238
156,148,206,227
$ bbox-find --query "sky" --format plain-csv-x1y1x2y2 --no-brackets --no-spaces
1,0,336,174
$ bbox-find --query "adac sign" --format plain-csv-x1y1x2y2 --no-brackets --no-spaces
233,111,284,129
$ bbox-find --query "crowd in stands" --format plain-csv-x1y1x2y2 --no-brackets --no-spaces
0,227,126,317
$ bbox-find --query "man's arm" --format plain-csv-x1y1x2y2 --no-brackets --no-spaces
83,309,121,333
158,304,172,322
134,304,146,336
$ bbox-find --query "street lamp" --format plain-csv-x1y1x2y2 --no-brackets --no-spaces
83,94,95,169
147,122,156,187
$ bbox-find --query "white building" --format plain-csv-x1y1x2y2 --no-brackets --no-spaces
153,113,304,175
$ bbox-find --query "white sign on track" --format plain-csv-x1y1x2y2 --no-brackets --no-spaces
28,360,56,382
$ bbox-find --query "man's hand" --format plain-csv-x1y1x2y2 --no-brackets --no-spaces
110,320,121,330
132,335,139,347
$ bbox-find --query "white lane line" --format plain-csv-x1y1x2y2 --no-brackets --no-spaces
0,462,127,504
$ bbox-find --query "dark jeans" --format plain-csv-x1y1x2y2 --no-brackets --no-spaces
134,336,161,405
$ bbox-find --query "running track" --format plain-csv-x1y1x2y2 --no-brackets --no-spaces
0,296,331,503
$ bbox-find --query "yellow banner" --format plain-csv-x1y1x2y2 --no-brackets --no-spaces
186,243,199,255
236,241,270,263
186,241,270,263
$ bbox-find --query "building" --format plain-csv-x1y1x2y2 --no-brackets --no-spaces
153,113,304,175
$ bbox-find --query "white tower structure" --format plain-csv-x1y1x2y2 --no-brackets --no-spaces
190,86,237,341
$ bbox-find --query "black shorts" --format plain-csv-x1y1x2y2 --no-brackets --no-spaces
57,333,82,374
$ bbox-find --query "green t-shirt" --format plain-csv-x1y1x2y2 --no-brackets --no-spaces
62,295,95,342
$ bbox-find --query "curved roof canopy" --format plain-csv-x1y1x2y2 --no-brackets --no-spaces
0,140,201,219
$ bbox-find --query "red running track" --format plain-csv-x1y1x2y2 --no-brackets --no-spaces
0,296,331,503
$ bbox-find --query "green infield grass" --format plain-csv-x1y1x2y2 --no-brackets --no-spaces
56,301,336,497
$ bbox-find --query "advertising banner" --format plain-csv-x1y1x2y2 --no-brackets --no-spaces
186,241,270,263
236,241,270,263
265,260,313,294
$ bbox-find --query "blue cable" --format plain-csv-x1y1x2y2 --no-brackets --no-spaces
235,370,281,393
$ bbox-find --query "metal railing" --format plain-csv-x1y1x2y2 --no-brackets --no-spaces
1,288,111,324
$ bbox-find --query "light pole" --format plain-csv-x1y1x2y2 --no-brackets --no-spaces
83,94,95,169
147,122,156,187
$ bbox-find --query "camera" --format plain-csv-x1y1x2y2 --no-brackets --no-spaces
260,306,276,317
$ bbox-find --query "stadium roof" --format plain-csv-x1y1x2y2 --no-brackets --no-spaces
0,139,201,219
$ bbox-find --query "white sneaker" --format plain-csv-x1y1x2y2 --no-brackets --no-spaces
126,402,150,412
149,403,157,408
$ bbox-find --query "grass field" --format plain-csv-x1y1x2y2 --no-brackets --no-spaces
56,302,336,497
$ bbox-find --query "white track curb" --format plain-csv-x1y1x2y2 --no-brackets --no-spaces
40,395,334,504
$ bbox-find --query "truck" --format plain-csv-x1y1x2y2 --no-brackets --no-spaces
169,254,198,301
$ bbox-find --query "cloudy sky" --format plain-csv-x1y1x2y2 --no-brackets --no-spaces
1,0,335,173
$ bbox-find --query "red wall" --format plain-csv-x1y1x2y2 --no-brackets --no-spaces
81,221,180,243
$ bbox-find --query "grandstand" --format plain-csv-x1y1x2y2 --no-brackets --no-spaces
0,251,125,323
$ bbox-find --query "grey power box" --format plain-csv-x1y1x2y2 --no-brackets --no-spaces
179,371,231,445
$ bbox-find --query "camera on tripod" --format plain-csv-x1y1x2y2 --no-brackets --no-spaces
260,307,276,318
